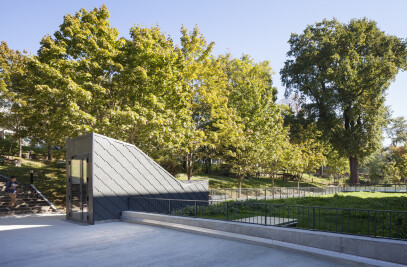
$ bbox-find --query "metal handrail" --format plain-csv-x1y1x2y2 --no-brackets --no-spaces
128,196,407,241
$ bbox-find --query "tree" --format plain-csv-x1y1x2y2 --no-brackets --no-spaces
35,4,121,138
177,26,231,180
281,18,407,184
218,54,284,194
326,147,349,183
286,123,326,187
388,146,407,183
387,116,407,147
115,24,188,158
0,41,29,157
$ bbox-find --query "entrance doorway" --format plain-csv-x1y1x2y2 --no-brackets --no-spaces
68,156,89,222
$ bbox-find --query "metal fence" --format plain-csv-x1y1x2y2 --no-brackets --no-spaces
210,186,343,201
128,197,407,240
343,185,407,193
210,184,407,201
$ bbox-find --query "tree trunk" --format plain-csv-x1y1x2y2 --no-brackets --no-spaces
271,172,275,198
238,176,242,198
271,172,275,188
186,153,193,181
349,156,359,185
205,158,211,174
297,174,301,190
47,145,52,161
18,138,22,158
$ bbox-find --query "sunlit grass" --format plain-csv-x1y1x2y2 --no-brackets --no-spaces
257,192,407,211
175,172,334,189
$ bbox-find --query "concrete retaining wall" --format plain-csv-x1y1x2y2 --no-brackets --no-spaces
122,211,407,265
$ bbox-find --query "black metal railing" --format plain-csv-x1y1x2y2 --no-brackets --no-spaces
209,186,343,201
128,197,407,240
210,185,407,201
343,185,407,192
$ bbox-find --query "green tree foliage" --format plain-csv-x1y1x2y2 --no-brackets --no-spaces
177,27,231,180
387,146,407,183
281,18,407,184
326,147,349,182
35,5,120,137
218,54,286,194
0,42,28,157
115,25,187,154
6,6,394,189
387,116,407,147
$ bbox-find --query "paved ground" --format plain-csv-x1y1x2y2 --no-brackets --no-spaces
0,214,348,267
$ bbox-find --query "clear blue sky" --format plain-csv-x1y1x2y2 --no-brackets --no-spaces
1,0,406,117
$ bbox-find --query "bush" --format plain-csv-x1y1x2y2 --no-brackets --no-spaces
0,138,19,156
22,146,48,159
156,156,183,176
52,149,66,160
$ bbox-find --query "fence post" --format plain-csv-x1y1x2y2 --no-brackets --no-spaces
30,169,34,184
168,200,171,214
226,202,229,221
264,188,267,200
194,201,197,217
374,211,377,237
247,189,249,201
312,207,316,229
264,204,267,225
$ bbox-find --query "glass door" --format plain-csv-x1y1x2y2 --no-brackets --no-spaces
69,157,88,222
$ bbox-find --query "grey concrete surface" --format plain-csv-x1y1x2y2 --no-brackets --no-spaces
122,211,407,265
0,214,346,267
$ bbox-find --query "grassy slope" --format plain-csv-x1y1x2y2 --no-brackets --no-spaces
0,157,66,209
176,173,335,188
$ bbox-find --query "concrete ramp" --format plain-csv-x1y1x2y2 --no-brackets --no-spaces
233,216,298,226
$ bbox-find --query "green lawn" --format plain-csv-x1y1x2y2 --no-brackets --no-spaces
0,157,66,210
259,192,407,211
176,172,335,188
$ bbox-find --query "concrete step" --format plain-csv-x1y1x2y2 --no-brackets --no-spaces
0,176,57,216
0,196,41,200
0,207,54,216
0,186,38,189
1,202,50,207
0,206,52,212
0,198,47,203
0,205,52,211
1,193,40,196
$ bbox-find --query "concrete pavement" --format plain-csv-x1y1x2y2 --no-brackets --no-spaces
0,214,347,267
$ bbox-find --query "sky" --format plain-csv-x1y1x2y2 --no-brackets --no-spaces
1,0,406,117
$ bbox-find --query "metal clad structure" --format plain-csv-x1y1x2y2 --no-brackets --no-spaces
66,133,209,224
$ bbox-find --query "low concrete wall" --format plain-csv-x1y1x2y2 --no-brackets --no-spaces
122,211,407,265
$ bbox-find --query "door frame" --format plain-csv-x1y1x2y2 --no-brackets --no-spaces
67,154,91,223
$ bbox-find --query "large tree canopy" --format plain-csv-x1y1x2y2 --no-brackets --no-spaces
281,18,407,184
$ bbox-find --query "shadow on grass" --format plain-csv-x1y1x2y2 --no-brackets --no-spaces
191,173,319,189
